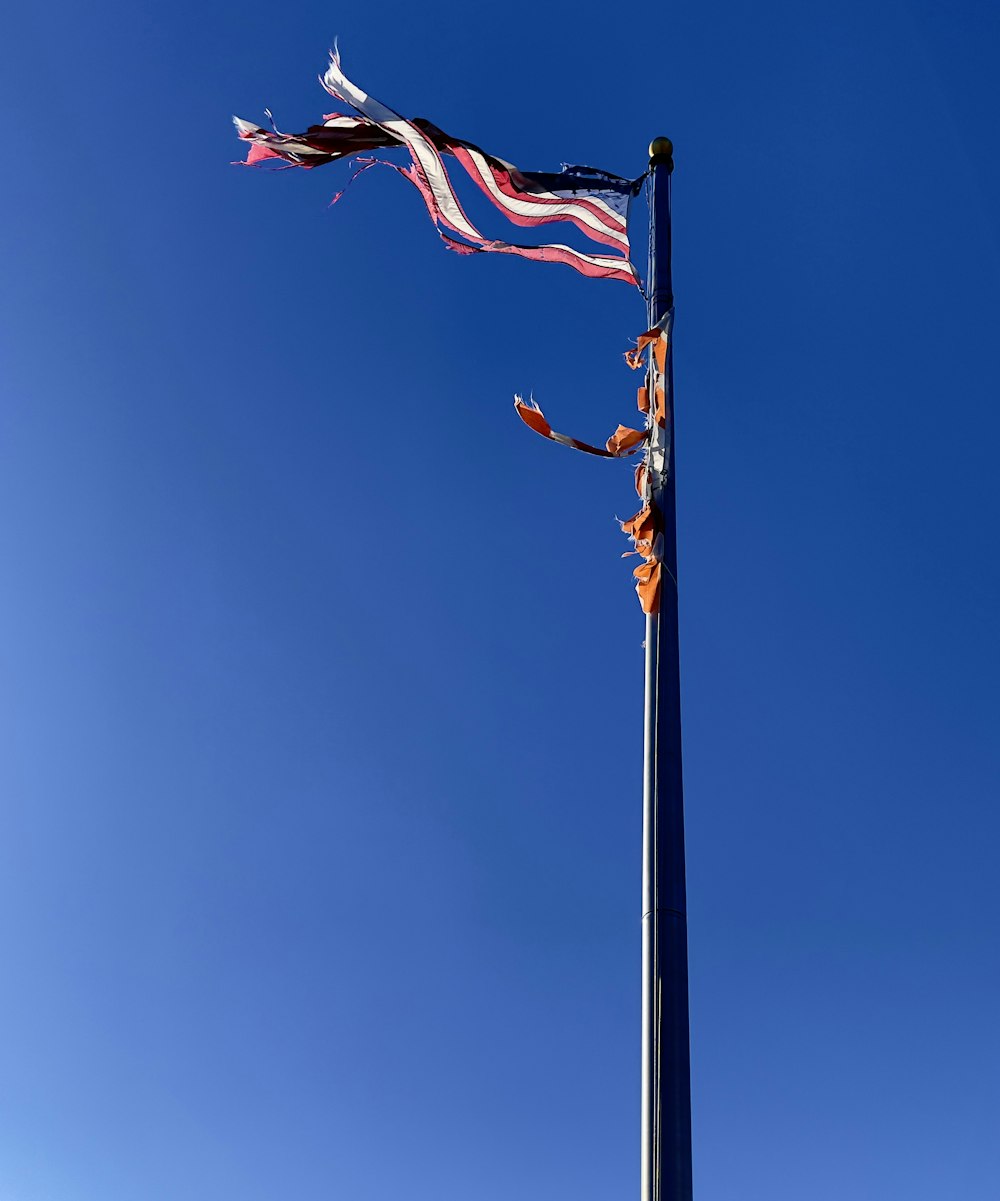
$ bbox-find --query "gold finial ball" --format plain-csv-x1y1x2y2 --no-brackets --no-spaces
649,136,674,162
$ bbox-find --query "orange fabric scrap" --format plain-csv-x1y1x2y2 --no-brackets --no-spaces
633,559,662,615
654,384,667,428
624,328,662,370
621,503,657,552
606,424,648,455
514,399,551,439
621,500,663,615
637,385,649,414
634,461,648,500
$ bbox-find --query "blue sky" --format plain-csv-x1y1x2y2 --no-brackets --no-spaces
2,1,999,1198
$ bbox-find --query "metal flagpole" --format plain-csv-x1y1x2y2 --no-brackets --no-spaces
640,136,693,1201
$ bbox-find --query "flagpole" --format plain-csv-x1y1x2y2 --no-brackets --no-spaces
641,136,692,1201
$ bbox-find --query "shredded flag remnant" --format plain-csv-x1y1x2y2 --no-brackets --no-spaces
623,314,672,613
234,49,640,284
514,316,672,614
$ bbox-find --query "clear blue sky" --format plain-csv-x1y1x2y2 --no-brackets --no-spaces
2,1,999,1198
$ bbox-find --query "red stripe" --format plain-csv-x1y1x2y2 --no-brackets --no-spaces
440,229,635,283
487,239,637,284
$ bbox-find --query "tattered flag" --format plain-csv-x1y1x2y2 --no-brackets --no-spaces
234,50,640,284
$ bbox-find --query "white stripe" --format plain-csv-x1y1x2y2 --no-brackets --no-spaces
320,115,371,130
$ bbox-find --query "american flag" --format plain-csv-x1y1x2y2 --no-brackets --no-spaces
234,50,640,285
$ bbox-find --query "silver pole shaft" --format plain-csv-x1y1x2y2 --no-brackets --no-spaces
640,140,693,1201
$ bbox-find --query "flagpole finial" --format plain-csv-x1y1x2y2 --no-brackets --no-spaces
649,137,674,171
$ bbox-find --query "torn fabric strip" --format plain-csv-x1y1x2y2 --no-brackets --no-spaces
514,398,648,458
234,51,639,284
632,557,662,615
